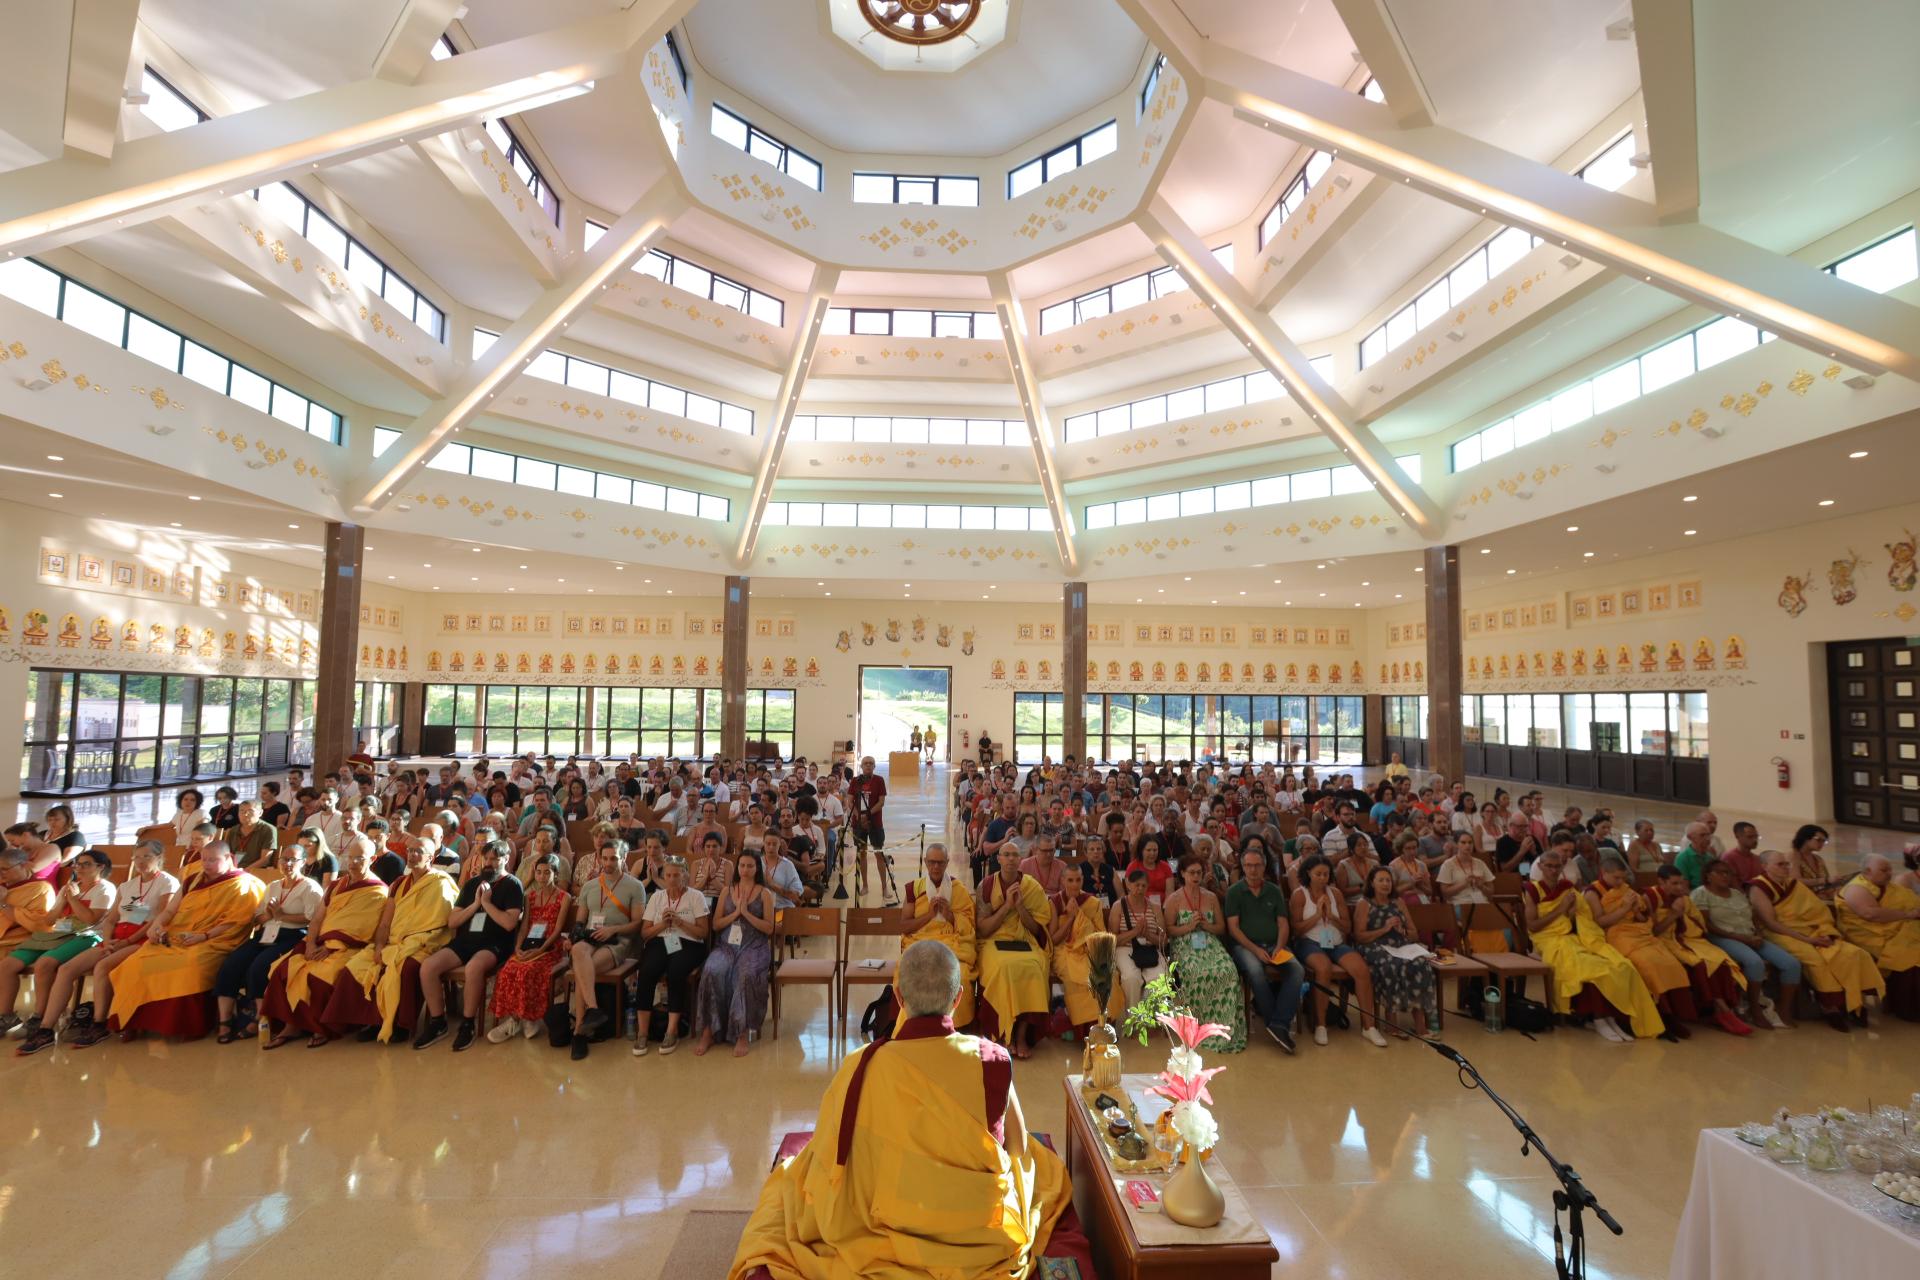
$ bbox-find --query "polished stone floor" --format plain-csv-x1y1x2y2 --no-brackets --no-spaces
6,763,1917,1278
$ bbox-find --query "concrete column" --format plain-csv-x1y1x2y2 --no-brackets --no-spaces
399,681,425,756
1424,544,1465,785
720,575,749,761
312,521,366,776
1061,581,1087,762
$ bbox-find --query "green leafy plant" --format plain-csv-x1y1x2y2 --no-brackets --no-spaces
1120,959,1188,1048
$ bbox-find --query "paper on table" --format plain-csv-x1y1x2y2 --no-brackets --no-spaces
1384,942,1433,961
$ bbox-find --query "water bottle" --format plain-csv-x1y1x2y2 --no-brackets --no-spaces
624,1007,638,1040
1482,985,1504,1034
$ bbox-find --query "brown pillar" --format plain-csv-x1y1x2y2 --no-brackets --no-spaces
399,681,425,756
720,574,749,761
1061,582,1087,762
1424,543,1464,785
1364,695,1385,766
312,521,366,776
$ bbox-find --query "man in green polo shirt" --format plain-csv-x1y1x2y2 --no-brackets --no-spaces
1225,847,1304,1054
1674,821,1714,888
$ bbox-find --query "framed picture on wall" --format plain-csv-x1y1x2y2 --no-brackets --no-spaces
1468,613,1482,633
1135,625,1152,644
1198,626,1216,644
687,618,705,636
1017,623,1034,640
1156,625,1174,644
1677,580,1702,608
1220,625,1236,644
1520,605,1538,628
1334,627,1351,646
172,569,196,598
532,615,552,634
442,613,461,632
1252,627,1269,645
1292,628,1309,645
1620,589,1643,614
1040,622,1057,641
488,614,506,633
1102,623,1121,642
1595,594,1616,618
38,549,70,580
1570,596,1591,621
754,619,773,637
1501,609,1518,630
464,613,482,632
1648,585,1672,611
632,617,650,636
1313,628,1329,645
143,566,167,594
1178,625,1195,643
360,605,372,625
513,615,530,633
76,554,104,585
563,615,584,636
609,616,626,634
295,591,313,618
779,618,797,638
111,561,138,590
656,617,674,636
1539,601,1557,626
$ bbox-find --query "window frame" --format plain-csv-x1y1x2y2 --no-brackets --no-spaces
483,115,561,224
249,182,445,341
1007,119,1118,199
851,172,980,207
711,103,823,191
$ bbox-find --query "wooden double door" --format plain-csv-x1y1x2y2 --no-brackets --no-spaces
1829,639,1920,831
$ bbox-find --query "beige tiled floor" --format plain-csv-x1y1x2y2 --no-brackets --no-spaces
5,763,1916,1278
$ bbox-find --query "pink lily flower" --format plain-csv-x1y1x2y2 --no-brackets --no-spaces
1157,1011,1231,1051
1151,1064,1224,1108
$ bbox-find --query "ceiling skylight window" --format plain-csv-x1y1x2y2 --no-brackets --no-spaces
426,441,729,522
474,328,754,433
1037,247,1234,335
1359,226,1541,368
0,257,342,443
852,173,979,207
711,104,822,191
1257,150,1333,249
1060,361,1323,444
1828,226,1919,292
1359,76,1386,103
1085,456,1423,530
1576,130,1639,193
252,182,445,341
136,68,207,132
1008,120,1118,199
788,416,1024,446
763,502,1048,531
481,116,560,224
584,232,786,326
1139,53,1168,115
429,34,457,61
822,307,1000,340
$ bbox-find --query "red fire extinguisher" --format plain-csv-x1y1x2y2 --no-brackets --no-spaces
963,730,972,750
1772,757,1790,789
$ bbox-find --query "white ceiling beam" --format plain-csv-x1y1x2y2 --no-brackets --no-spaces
989,273,1080,574
1629,0,1700,224
354,179,688,511
63,0,142,160
372,0,467,83
1137,195,1443,537
1329,0,1435,126
0,5,665,258
1196,40,1920,379
735,266,838,568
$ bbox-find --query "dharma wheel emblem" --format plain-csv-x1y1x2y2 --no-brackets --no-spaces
858,0,984,46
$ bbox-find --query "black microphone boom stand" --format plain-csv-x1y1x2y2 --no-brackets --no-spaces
1302,976,1622,1278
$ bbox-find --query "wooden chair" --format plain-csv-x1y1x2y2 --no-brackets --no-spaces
771,908,842,1039
839,908,903,1038
1631,872,1660,892
1275,811,1300,841
1459,903,1552,1005
135,823,174,847
1491,872,1526,901
566,820,598,855
1406,902,1490,1031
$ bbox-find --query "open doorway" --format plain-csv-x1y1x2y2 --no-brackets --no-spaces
858,666,951,761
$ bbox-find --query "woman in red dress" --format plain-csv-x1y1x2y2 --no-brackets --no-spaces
486,860,572,1041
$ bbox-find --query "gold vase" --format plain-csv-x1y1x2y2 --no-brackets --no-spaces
1162,1141,1225,1228
1083,1021,1122,1090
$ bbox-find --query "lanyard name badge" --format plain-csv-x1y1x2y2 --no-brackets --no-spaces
260,920,281,944
528,921,547,941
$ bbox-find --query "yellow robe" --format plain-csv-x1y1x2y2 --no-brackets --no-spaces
269,878,389,1009
346,867,456,1040
1836,874,1920,975
1597,883,1688,996
2,879,57,947
1528,880,1664,1038
1756,875,1885,1010
108,870,265,1023
1652,888,1745,989
731,1025,1069,1280
1050,893,1126,1027
900,875,977,1029
977,873,1052,1037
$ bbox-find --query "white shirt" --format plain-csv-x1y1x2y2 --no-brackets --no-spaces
642,887,708,939
265,873,324,921
818,794,845,825
710,780,731,807
310,809,345,850
118,870,180,924
57,879,117,935
172,808,210,842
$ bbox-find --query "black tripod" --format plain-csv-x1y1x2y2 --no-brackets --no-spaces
1303,977,1621,1278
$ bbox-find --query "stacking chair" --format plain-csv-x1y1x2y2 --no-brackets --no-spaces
1406,902,1490,1031
838,908,903,1039
771,907,842,1039
1460,902,1552,1005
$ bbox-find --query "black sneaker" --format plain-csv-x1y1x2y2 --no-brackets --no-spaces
15,1026,57,1057
451,1020,478,1052
414,1016,449,1050
1267,1025,1296,1055
579,1007,610,1036
570,1033,589,1061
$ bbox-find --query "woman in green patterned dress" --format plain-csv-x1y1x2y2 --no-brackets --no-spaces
1163,854,1247,1053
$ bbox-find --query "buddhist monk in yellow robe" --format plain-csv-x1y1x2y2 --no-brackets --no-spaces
1649,866,1753,1036
0,849,58,950
1524,848,1663,1042
1836,855,1920,1021
103,842,265,1039
1751,850,1883,1030
1589,860,1690,1038
975,844,1052,1059
260,840,389,1047
896,843,976,1030
1048,864,1125,1034
731,940,1070,1280
340,839,458,1041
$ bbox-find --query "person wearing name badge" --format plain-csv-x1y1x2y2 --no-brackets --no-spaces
1225,846,1303,1053
211,841,320,1044
1353,865,1438,1040
1109,867,1166,1008
31,844,174,1048
631,856,710,1057
334,837,458,1043
3,849,115,1052
260,839,389,1049
569,839,647,1058
487,859,572,1042
415,839,524,1052
693,851,776,1057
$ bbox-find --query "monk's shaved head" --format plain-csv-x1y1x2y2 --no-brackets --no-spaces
897,939,962,1018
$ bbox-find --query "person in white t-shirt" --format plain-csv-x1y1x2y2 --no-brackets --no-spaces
213,841,323,1040
30,845,177,1048
4,849,118,1051
631,857,711,1057
169,788,211,844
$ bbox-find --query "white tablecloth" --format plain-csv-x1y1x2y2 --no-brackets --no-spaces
1670,1128,1920,1279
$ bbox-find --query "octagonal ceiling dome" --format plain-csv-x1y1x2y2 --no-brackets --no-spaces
828,0,1012,73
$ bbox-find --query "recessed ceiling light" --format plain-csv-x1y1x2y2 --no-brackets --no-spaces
1272,578,1282,584
1211,600,1218,605
507,587,515,592
1683,529,1697,536
1394,593,1403,599
470,576,478,582
471,547,481,553
1583,551,1595,558
519,565,528,570
1238,590,1246,595
1818,499,1835,506
386,574,395,579
667,589,674,594
1479,548,1491,554
432,585,440,590
1506,568,1517,575
1415,567,1423,573
1157,588,1164,593
1183,576,1191,581
1566,525,1579,532
1361,581,1370,586
1682,495,1697,502
643,579,651,584
1849,450,1869,459
423,563,432,568
46,454,62,461
169,521,181,527
48,492,62,498
1285,599,1293,605
287,523,299,529
1318,592,1327,597
1353,602,1361,607
187,495,201,501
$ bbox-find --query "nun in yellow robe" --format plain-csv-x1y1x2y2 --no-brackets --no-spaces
260,867,388,1043
975,847,1052,1056
1751,855,1883,1017
1591,870,1689,1000
898,850,977,1029
108,851,265,1039
1836,859,1920,1020
1048,866,1126,1031
340,855,458,1040
731,940,1071,1280
1525,860,1663,1039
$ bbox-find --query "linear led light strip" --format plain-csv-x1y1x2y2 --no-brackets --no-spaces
736,289,834,564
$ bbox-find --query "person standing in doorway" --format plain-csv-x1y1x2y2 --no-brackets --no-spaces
848,757,894,905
